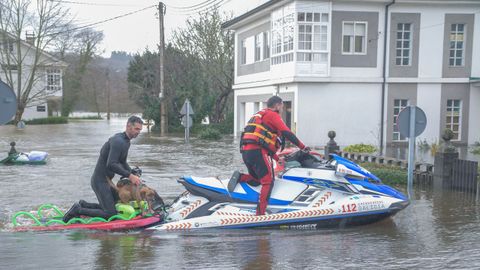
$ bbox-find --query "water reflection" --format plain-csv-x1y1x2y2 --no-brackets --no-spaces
1,119,480,269
241,238,273,270
64,231,161,269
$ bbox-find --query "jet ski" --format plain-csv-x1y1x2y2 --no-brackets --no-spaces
149,150,409,231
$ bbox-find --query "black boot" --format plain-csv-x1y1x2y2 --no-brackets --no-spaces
62,203,80,223
228,171,241,192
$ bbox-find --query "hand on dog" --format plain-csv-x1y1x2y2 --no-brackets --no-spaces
129,174,141,185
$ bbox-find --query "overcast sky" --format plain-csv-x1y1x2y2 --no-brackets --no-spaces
61,0,266,57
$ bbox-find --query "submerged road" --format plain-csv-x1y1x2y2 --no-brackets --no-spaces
0,118,479,269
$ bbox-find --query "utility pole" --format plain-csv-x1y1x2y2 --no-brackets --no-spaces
158,2,167,135
105,69,111,120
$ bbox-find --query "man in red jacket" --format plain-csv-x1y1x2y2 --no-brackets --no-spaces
229,96,309,215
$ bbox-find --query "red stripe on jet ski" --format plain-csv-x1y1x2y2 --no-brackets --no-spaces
164,221,193,230
312,191,332,208
179,200,202,218
219,208,335,225
215,211,254,216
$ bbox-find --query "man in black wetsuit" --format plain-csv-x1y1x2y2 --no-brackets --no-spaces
63,116,143,222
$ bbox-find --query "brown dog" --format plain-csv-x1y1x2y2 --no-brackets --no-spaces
112,178,164,215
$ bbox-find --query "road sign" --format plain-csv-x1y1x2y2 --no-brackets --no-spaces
181,115,193,128
180,99,194,115
180,98,194,143
397,105,428,199
398,106,427,138
0,81,17,125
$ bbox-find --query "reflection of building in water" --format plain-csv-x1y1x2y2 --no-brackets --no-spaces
242,238,273,270
86,233,156,270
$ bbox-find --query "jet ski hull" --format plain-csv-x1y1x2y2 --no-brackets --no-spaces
149,188,409,231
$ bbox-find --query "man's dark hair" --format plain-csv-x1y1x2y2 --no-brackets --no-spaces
267,96,283,108
127,115,144,125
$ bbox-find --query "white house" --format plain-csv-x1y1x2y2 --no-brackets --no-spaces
0,32,68,120
223,0,480,151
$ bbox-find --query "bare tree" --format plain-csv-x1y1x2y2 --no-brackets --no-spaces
0,0,71,122
60,28,104,116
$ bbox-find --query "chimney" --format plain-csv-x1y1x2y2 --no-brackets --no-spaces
25,31,35,45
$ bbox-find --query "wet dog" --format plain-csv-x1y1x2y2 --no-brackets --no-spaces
114,178,165,215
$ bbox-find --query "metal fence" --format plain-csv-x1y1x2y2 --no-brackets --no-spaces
451,159,479,193
337,151,479,194
337,151,434,184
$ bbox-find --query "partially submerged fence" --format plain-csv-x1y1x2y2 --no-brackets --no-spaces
324,130,478,195
451,159,479,193
336,151,478,194
337,151,434,184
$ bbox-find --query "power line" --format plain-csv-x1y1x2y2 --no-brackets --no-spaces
47,0,143,7
46,4,156,36
167,0,232,15
166,0,220,10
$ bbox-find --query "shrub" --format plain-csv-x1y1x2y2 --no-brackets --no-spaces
343,143,377,154
417,139,431,152
24,117,68,125
430,141,439,156
198,126,222,140
68,116,103,120
471,141,480,155
360,162,407,186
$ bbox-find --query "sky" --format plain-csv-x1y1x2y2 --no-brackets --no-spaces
59,0,266,57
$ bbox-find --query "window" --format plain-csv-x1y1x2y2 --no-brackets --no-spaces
342,22,367,54
36,105,46,112
297,12,329,63
271,5,295,65
254,34,262,62
272,30,282,55
446,99,461,140
298,24,312,50
1,39,14,53
282,15,294,52
46,69,62,92
396,23,412,66
449,24,465,67
241,39,246,65
263,31,270,59
393,99,408,141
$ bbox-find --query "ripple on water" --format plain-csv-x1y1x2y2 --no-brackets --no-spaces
1,119,480,269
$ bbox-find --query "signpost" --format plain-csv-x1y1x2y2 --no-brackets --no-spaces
0,81,17,125
397,105,427,198
180,99,194,143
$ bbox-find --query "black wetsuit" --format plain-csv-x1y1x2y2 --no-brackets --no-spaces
77,132,132,219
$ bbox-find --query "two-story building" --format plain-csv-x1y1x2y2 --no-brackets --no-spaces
0,32,67,120
223,0,480,151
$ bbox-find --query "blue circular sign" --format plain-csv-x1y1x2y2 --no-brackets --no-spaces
0,80,17,125
397,106,427,138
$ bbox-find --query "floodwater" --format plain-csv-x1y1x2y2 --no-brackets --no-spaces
1,118,480,269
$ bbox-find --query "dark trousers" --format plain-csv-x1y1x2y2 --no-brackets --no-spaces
76,176,119,219
241,148,274,215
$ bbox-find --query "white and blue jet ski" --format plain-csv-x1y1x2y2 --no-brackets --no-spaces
149,150,409,231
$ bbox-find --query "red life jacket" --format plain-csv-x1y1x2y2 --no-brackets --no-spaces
240,109,281,155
